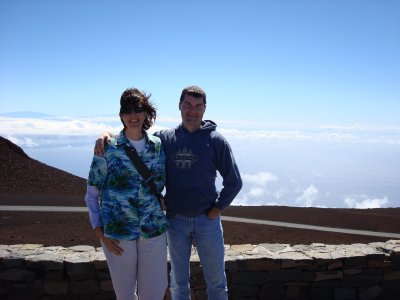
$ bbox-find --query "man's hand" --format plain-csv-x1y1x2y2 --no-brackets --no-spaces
94,132,112,156
207,207,221,219
95,227,123,256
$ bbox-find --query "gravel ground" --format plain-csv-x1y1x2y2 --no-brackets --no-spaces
1,194,399,247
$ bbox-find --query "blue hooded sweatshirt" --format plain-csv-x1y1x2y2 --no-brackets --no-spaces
155,120,242,215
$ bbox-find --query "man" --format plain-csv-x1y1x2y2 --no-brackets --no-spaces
96,86,242,300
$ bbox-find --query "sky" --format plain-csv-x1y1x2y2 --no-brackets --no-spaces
1,0,399,208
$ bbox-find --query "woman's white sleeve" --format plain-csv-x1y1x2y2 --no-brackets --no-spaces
84,185,103,229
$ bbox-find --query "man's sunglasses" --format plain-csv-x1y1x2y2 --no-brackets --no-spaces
120,106,145,114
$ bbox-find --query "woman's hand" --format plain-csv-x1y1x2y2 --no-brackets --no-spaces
94,227,123,256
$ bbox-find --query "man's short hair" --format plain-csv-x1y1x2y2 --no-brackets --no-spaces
180,86,206,104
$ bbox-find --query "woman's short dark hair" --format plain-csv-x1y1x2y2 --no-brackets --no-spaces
179,86,206,104
119,88,157,130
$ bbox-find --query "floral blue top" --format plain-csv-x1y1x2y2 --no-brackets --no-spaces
87,130,167,240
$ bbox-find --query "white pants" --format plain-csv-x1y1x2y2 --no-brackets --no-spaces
101,233,167,300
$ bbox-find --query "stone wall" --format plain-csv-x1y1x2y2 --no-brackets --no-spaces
0,240,399,300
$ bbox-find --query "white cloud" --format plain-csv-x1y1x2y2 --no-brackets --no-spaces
296,184,319,207
241,172,278,186
219,127,400,145
220,128,314,141
344,195,390,209
0,116,169,148
248,187,265,198
273,188,287,199
157,116,181,123
7,136,38,147
232,171,280,206
0,116,121,136
321,124,400,132
232,193,279,206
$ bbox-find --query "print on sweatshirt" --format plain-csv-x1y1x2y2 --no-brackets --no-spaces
171,148,198,169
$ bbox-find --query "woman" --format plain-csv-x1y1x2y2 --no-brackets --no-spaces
84,88,167,300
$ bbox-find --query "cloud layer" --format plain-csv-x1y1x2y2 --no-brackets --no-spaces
344,195,390,209
1,115,397,209
0,116,169,147
219,127,400,145
233,168,394,209
1,115,400,146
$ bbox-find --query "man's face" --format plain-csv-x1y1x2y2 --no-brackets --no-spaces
179,94,206,130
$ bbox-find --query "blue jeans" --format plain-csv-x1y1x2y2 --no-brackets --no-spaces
167,213,228,300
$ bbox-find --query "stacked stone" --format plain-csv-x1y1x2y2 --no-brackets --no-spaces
0,240,399,300
0,245,113,300
222,241,400,300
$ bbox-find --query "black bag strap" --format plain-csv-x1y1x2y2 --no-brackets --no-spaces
124,145,163,207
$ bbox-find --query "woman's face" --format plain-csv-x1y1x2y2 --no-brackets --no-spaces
120,105,146,131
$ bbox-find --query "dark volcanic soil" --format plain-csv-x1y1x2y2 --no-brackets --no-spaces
1,195,398,247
